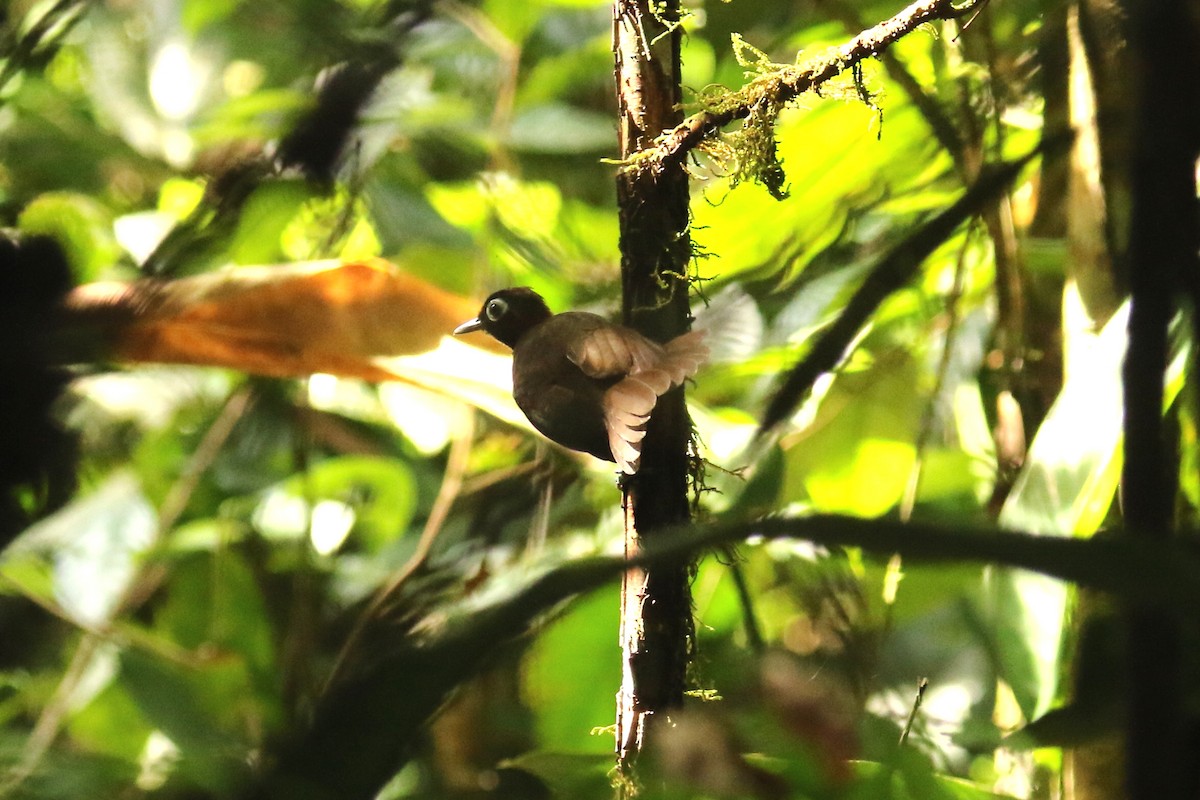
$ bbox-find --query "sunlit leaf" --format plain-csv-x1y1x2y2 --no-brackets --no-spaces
229,180,312,264
691,102,951,283
3,472,156,627
365,175,473,253
181,0,240,33
991,301,1190,717
489,176,563,238
259,455,418,553
852,752,1017,799
782,350,922,516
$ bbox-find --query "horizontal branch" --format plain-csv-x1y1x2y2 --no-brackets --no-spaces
633,0,984,175
260,508,1195,798
649,515,1200,607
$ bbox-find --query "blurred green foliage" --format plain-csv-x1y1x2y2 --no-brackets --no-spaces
0,0,1174,798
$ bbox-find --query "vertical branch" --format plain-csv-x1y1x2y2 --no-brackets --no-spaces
612,0,696,771
1118,1,1200,799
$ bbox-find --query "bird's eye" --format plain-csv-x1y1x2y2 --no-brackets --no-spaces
485,298,508,321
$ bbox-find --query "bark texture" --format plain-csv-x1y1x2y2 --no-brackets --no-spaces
1118,1,1200,799
611,0,696,769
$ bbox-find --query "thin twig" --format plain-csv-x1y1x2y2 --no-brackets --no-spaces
954,0,992,39
724,549,764,653
634,0,987,176
328,411,475,687
813,0,966,170
0,635,101,795
117,384,256,614
161,385,256,533
899,677,929,745
0,574,198,668
899,223,975,521
524,471,554,558
459,460,540,495
438,0,520,168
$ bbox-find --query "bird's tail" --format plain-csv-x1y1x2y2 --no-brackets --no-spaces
690,284,763,365
603,328,710,474
662,329,709,384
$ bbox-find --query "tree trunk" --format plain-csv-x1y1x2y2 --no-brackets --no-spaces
611,0,696,772
1118,0,1199,797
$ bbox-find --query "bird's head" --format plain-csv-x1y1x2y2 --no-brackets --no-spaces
453,287,552,348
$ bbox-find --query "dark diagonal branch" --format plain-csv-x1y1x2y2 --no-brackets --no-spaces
0,0,90,101
758,143,1050,435
631,0,985,177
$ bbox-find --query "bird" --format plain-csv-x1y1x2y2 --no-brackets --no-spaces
453,287,708,474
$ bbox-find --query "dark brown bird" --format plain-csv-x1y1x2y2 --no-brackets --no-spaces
453,288,708,474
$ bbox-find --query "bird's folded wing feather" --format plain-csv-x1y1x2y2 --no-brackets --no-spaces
568,327,709,474
567,326,663,379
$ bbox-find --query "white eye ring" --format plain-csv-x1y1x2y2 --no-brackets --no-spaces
485,298,508,321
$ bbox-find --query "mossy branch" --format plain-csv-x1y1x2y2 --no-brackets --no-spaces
627,0,986,180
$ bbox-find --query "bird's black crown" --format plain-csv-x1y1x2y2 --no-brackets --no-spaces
456,287,552,348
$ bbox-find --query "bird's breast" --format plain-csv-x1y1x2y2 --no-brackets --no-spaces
511,328,615,462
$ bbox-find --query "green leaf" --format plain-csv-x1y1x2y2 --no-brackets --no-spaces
852,751,1019,800
0,728,135,800
18,191,120,282
67,666,155,762
480,0,542,42
181,0,240,33
230,180,313,264
991,301,1191,717
119,650,246,792
4,473,157,627
156,552,278,689
783,350,922,516
691,102,952,283
874,561,985,625
265,455,418,553
523,585,620,753
332,457,413,546
255,553,625,799
507,105,615,154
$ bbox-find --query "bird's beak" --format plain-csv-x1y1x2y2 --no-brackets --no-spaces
453,317,484,335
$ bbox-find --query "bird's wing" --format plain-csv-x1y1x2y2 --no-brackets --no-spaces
567,324,664,379
569,326,709,474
